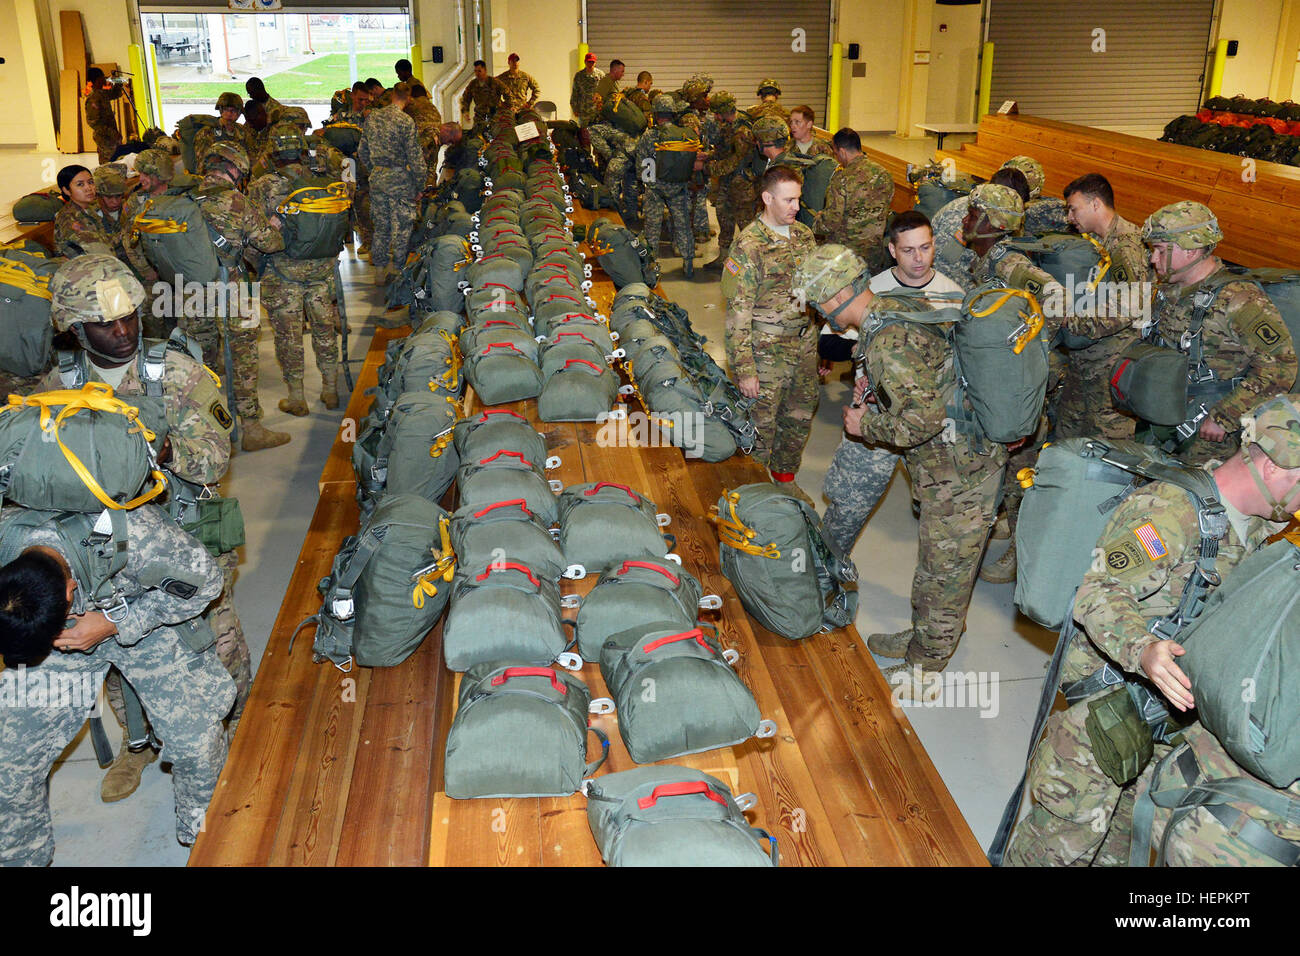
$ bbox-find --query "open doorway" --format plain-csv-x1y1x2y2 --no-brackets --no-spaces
141,11,412,132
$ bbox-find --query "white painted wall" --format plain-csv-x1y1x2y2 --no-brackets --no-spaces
0,0,41,145
1217,0,1284,98
925,1,982,124
837,0,904,131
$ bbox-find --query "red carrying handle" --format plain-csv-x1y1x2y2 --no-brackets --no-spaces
1109,359,1131,398
642,628,708,654
479,449,534,466
585,481,639,502
476,561,541,588
637,780,726,810
478,253,506,262
558,313,598,324
481,319,522,328
480,342,523,355
555,331,594,343
473,498,533,519
483,282,515,292
539,275,578,288
484,215,513,225
564,358,603,374
497,238,526,247
617,560,679,586
491,667,566,694
477,409,526,422
544,293,581,304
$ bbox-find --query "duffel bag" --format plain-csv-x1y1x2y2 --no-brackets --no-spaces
457,451,561,524
359,391,460,517
462,342,543,405
442,560,574,671
453,408,549,464
468,253,526,292
1109,341,1191,426
449,495,577,582
576,558,716,661
538,356,619,422
557,481,671,572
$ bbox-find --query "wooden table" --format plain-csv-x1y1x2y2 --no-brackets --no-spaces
916,123,981,151
189,204,987,867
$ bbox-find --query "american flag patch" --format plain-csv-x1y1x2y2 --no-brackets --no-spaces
1133,523,1168,561
724,258,739,275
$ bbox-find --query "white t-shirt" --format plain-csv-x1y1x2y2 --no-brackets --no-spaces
89,359,129,390
821,267,965,341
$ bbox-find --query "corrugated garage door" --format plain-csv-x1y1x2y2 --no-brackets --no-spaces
987,0,1215,130
587,0,831,122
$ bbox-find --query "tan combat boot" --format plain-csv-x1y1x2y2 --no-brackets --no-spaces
240,419,291,452
320,370,341,410
991,512,1011,540
866,628,916,658
980,541,1018,583
279,381,309,417
101,740,158,803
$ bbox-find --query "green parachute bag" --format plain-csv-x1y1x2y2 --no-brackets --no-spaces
1003,232,1119,350
587,218,659,289
449,495,574,582
557,481,672,574
1013,437,1181,630
538,357,619,422
0,241,62,378
1215,267,1300,390
373,327,462,418
360,390,460,518
652,124,698,184
12,187,65,223
320,121,363,158
444,663,609,799
175,113,219,174
576,557,713,661
1179,538,1300,788
0,383,167,514
453,408,549,464
166,473,245,557
461,340,543,405
601,91,648,137
294,494,455,670
911,165,980,220
635,371,740,462
441,560,573,672
277,174,351,259
711,483,858,640
584,766,779,867
599,621,774,763
783,154,837,228
132,190,222,285
456,450,560,525
1108,341,1190,426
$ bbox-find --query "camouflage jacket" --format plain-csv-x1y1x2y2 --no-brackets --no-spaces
932,195,976,292
594,74,621,109
0,502,221,645
405,96,443,131
39,343,233,486
193,121,252,172
721,217,816,380
625,87,654,120
1069,476,1267,684
1098,213,1151,284
1024,196,1071,235
194,171,283,269
708,116,755,181
1148,262,1296,430
587,122,636,163
746,100,789,124
570,69,604,126
118,187,167,280
84,86,123,132
460,76,508,125
1175,723,1300,845
496,69,540,110
785,133,835,159
249,164,336,280
814,153,893,253
52,202,115,259
359,104,427,199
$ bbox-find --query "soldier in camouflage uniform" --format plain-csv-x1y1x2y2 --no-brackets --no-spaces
588,120,640,224
747,79,789,124
189,141,290,451
796,243,1005,680
677,73,716,243
250,107,345,183
570,53,604,127
52,167,115,259
459,61,508,133
722,164,817,479
1055,172,1149,441
83,68,124,164
1003,394,1300,866
635,95,699,278
626,71,655,121
0,500,231,863
244,76,284,126
360,82,427,285
92,164,129,239
31,254,248,807
1002,155,1071,235
786,105,835,159
1138,201,1296,466
249,128,345,415
193,92,252,174
704,91,757,270
813,128,893,273
497,54,541,111
117,149,176,340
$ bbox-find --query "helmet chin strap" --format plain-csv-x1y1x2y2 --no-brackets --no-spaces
817,272,871,332
73,310,142,367
1242,445,1300,523
1162,246,1211,284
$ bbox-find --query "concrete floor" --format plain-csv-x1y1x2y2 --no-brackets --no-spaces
2,131,1055,866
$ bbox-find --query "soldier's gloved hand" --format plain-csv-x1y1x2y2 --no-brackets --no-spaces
55,612,118,653
842,404,866,437
738,375,760,399
1199,417,1227,442
1140,639,1195,712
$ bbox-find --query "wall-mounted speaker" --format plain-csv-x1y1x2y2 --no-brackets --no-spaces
432,45,444,63
846,42,860,59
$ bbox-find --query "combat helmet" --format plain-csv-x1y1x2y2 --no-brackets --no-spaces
968,182,1025,234
49,254,145,333
756,78,782,98
268,122,308,160
682,72,714,99
1001,155,1045,199
753,114,790,147
1141,200,1224,250
203,140,251,177
279,106,312,130
652,93,677,117
709,90,737,115
92,163,129,198
216,91,244,112
794,243,870,330
1241,393,1300,520
134,148,175,182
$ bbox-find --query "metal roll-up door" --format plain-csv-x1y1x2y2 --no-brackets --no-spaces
987,0,1215,132
142,1,406,11
586,0,831,121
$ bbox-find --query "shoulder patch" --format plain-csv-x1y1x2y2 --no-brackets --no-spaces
1253,320,1283,349
724,258,740,275
209,400,234,431
1133,522,1168,561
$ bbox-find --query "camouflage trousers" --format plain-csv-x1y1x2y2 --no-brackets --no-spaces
1004,697,1154,867
92,125,122,165
688,179,709,237
822,435,901,554
904,443,1004,666
105,550,251,735
604,152,639,224
181,302,264,423
1001,415,1050,534
713,176,755,259
260,266,341,387
643,184,693,261
0,626,234,864
354,190,373,248
1053,333,1138,441
370,190,419,273
751,328,819,475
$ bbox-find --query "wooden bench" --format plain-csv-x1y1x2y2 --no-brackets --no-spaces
937,113,1300,269
190,203,987,868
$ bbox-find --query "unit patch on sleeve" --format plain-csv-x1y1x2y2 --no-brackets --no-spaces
1133,522,1168,561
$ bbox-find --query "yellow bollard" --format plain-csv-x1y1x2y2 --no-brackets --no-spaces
1208,39,1228,98
410,44,424,83
827,42,843,131
978,41,994,116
